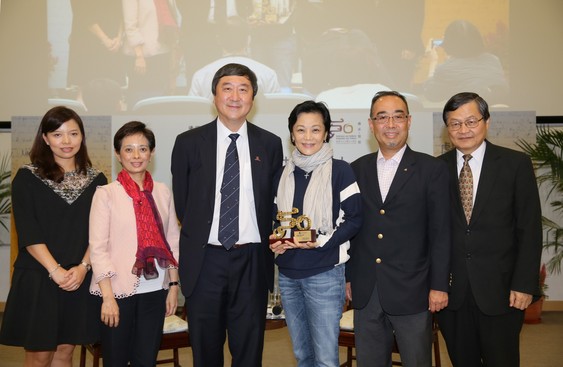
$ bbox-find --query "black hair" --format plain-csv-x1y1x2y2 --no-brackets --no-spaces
442,92,490,124
442,19,485,58
29,106,91,182
211,63,258,98
288,100,332,144
370,91,410,117
114,121,156,152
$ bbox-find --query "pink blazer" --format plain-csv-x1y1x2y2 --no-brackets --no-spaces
89,180,180,298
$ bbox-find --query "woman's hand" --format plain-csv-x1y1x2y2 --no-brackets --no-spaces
58,265,87,292
166,286,179,316
101,297,120,327
135,56,147,74
50,266,69,287
106,36,121,52
269,235,288,255
269,235,317,253
284,237,317,250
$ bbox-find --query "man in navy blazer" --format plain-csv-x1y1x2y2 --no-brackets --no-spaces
436,92,542,367
171,63,283,367
347,91,451,367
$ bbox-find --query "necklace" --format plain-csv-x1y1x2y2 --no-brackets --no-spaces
304,171,310,179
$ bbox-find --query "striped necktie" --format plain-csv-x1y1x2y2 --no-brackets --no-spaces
218,133,240,249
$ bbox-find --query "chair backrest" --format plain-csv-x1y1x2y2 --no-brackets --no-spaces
253,92,313,114
316,84,423,112
132,95,214,115
48,98,87,113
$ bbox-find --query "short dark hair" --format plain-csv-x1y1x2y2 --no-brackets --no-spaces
218,16,249,54
442,19,484,58
29,106,91,182
211,63,258,98
442,92,490,124
82,78,123,114
114,121,156,152
288,100,332,144
370,90,410,117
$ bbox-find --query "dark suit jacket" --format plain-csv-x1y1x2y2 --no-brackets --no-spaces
439,141,542,315
347,146,451,315
171,120,283,298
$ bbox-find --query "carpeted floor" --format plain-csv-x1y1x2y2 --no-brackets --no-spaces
1,311,562,366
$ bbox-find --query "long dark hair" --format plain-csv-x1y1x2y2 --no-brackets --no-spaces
29,106,91,182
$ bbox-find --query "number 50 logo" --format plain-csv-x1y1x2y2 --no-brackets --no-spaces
329,119,354,138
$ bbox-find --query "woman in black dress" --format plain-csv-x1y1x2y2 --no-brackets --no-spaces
0,106,107,366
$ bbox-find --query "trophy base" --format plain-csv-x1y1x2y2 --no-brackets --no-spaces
292,229,317,243
269,237,284,245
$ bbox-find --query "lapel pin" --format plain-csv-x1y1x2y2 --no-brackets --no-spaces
255,156,261,162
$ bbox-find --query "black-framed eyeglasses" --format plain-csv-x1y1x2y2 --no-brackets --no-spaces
370,114,409,125
447,117,484,131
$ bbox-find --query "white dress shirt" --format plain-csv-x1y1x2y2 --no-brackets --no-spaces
377,145,407,202
208,119,261,245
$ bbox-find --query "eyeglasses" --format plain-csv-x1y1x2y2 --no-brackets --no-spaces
447,117,484,131
371,114,409,125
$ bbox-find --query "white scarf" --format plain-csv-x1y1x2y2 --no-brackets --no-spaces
277,143,334,237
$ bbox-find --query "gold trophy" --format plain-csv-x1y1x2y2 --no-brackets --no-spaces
270,208,317,244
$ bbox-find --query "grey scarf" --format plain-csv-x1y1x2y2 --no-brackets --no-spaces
277,143,334,238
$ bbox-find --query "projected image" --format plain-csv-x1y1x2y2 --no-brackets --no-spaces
1,0,510,116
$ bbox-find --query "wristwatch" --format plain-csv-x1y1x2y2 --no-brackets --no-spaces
80,261,92,272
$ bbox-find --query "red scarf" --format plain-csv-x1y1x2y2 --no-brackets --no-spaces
117,170,178,280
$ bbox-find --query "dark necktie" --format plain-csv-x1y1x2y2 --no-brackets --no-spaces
459,154,473,223
218,133,240,249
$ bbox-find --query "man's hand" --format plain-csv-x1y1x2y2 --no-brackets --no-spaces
428,290,448,313
346,282,352,302
510,290,533,310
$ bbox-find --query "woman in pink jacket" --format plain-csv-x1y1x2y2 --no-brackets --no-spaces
89,121,180,366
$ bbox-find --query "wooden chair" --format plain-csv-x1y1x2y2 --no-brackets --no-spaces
338,309,441,367
80,308,190,367
253,92,312,114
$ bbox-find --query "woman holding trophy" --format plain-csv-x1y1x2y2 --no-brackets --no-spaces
270,100,363,367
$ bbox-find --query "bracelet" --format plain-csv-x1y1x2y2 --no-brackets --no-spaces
168,281,180,287
80,261,92,272
48,264,61,279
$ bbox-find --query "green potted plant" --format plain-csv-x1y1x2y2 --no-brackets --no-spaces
0,152,11,240
518,127,563,275
517,127,563,322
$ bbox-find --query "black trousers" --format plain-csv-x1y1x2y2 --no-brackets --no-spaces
101,289,167,367
436,287,525,367
186,243,269,367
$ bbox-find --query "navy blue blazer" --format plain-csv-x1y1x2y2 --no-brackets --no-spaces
171,120,283,297
347,146,451,315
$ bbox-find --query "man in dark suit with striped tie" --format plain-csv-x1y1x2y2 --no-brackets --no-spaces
171,63,283,367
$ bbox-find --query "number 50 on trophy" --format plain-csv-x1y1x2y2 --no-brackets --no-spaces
269,208,317,244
